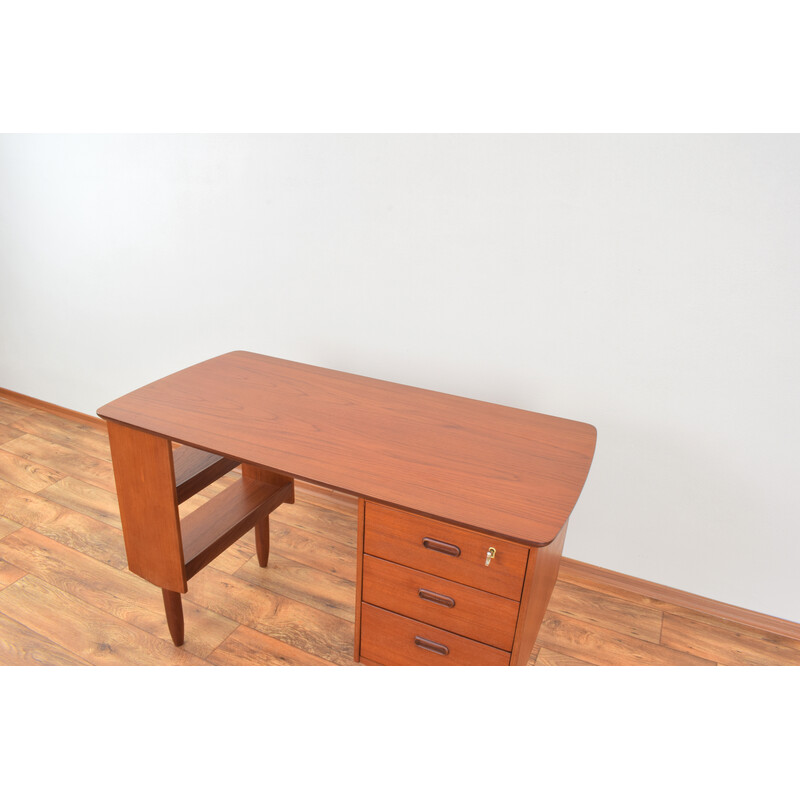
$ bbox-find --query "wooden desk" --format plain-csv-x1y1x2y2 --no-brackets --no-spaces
97,351,596,665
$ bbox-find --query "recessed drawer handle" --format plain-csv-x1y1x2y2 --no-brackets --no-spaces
418,588,456,608
422,537,461,557
414,636,450,656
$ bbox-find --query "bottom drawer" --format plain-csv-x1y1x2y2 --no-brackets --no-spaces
360,603,511,666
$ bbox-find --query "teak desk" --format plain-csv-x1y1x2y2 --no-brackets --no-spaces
97,351,596,665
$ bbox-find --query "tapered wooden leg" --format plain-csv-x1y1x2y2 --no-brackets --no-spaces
162,588,185,646
241,463,291,569
255,517,270,568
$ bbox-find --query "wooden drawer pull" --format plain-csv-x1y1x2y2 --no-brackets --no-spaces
418,588,456,608
413,636,450,656
422,537,461,557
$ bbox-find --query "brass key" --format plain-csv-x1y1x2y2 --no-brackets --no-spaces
485,546,496,567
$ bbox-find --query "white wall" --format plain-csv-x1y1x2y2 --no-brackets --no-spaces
2,134,798,622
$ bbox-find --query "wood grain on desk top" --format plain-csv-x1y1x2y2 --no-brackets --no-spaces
97,351,596,547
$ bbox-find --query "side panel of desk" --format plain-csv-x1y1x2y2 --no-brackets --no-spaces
509,521,567,665
106,421,187,593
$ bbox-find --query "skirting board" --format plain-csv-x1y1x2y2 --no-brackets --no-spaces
3,385,799,643
0,387,107,430
557,558,800,643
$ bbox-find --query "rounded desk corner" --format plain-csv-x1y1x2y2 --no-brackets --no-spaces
586,422,598,453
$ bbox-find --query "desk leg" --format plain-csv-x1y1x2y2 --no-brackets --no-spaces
162,588,185,646
254,518,270,568
242,463,294,570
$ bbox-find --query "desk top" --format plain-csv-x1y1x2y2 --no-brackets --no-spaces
97,351,596,547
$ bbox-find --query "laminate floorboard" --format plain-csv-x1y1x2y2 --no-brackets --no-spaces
0,449,65,493
0,517,22,541
207,625,336,667
0,393,797,666
0,611,92,665
2,434,116,493
0,423,24,446
0,557,25,589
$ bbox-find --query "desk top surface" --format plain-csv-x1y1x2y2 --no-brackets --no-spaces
97,351,596,547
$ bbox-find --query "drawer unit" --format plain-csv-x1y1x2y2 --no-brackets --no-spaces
358,501,545,665
363,502,529,600
362,554,519,651
360,603,511,666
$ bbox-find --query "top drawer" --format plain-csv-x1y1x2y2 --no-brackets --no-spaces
363,502,528,600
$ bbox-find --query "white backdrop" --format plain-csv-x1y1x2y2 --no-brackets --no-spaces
1,134,798,622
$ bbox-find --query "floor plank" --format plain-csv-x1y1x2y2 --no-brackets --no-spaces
560,557,800,644
526,645,541,665
0,479,128,569
271,500,357,548
267,520,357,581
547,580,664,644
188,566,356,666
207,625,336,666
660,613,800,666
0,448,65,493
0,516,22,540
0,527,238,659
295,481,359,515
0,422,23,446
1,434,116,492
0,611,92,666
535,647,591,666
235,552,356,622
536,612,716,666
557,560,669,612
10,409,112,462
0,574,207,666
657,602,800,655
0,398,32,425
0,557,26,589
40,475,122,529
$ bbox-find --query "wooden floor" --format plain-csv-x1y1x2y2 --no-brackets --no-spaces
0,393,798,666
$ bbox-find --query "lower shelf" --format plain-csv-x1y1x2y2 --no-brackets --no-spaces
181,476,293,578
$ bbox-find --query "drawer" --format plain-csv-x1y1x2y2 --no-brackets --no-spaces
362,555,519,651
363,502,528,600
360,603,510,666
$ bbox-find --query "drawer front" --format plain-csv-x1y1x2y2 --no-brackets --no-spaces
362,555,519,651
364,502,528,600
360,603,511,666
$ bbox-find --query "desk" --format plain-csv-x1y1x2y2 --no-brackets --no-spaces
97,351,596,665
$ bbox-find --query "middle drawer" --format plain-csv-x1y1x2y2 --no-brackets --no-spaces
362,554,519,651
